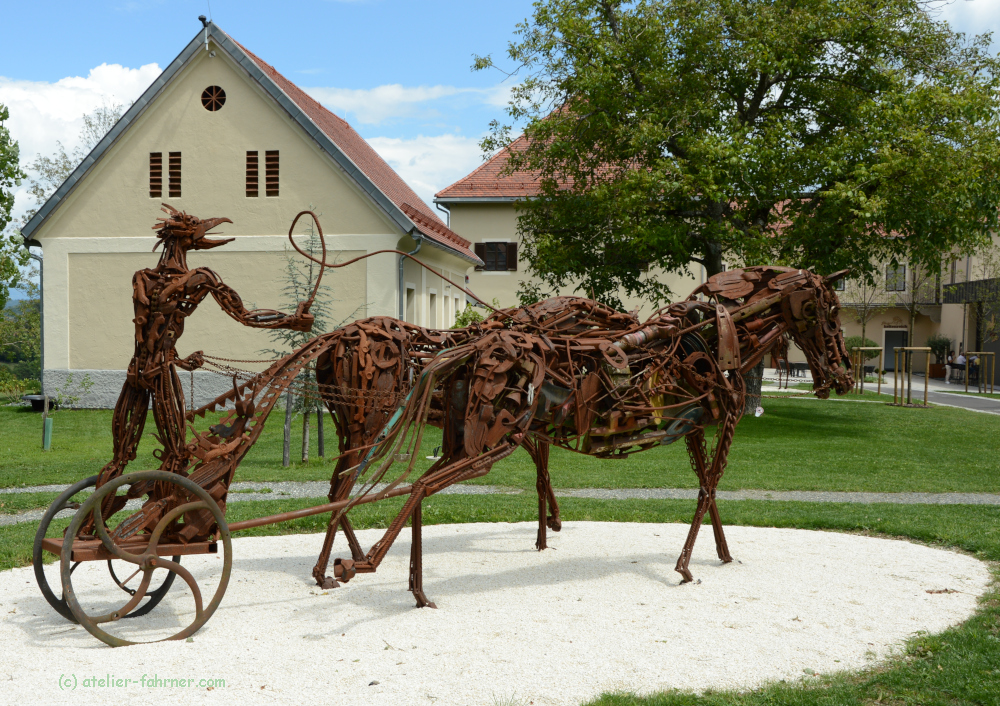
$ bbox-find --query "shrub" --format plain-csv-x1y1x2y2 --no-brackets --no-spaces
844,336,880,360
453,299,501,329
926,332,952,363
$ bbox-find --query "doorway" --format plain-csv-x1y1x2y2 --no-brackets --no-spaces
884,329,908,371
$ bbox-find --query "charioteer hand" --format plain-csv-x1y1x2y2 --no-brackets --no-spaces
176,351,205,371
289,301,315,332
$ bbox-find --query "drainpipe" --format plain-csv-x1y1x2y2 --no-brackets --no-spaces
399,230,422,320
435,202,451,228
24,241,44,395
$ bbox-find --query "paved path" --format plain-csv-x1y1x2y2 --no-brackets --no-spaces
4,480,999,527
761,371,1000,415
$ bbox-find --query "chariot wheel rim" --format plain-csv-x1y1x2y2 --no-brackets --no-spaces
60,470,232,647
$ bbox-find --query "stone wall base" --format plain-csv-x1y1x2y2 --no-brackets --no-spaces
43,369,241,410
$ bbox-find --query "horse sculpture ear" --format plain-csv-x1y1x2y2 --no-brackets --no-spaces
825,269,850,285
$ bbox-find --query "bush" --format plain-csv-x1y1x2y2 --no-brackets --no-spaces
452,298,501,329
926,332,952,363
844,335,880,360
453,304,485,328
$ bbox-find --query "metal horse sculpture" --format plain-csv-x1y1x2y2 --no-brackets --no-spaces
308,266,854,604
36,208,853,646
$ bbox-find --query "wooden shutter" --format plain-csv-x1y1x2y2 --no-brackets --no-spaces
149,153,162,198
265,150,279,196
473,242,486,271
168,152,181,198
506,242,517,271
246,151,259,197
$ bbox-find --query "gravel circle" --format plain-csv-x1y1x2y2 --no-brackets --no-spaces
3,522,989,705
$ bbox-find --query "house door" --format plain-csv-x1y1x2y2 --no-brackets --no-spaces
884,330,908,371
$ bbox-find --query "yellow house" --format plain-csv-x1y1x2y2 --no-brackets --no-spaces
21,22,481,408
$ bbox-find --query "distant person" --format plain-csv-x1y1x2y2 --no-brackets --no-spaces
945,350,955,383
954,351,967,383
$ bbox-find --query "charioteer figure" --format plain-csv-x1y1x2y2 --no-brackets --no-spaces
89,205,314,524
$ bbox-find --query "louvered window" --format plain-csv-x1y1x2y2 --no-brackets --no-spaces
473,242,517,271
246,151,259,197
265,150,279,196
168,152,182,198
149,152,162,198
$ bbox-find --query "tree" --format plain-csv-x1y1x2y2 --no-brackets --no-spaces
0,275,40,380
260,210,361,463
476,0,1000,309
841,276,888,345
970,241,1000,352
889,261,937,348
22,100,126,224
0,103,27,310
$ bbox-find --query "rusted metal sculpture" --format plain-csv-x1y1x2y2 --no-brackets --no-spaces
35,208,853,646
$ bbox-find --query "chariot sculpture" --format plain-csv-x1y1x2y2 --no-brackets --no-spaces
34,206,853,646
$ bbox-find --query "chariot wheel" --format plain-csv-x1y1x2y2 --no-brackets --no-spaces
33,475,180,623
60,470,232,647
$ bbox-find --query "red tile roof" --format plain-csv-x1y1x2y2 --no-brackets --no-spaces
231,37,478,262
436,136,546,200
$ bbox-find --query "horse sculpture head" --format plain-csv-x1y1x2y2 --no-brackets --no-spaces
687,266,854,400
781,269,854,398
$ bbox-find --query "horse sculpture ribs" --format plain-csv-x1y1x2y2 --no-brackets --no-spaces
37,208,853,646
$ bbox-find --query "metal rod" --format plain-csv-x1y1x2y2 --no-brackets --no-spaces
228,484,414,532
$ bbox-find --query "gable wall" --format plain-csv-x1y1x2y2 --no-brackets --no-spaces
31,40,459,403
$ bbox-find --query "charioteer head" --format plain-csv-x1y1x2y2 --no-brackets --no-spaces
152,204,233,269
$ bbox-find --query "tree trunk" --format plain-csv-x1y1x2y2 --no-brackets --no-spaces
316,404,325,458
301,409,311,463
282,392,292,467
742,360,764,417
702,240,724,277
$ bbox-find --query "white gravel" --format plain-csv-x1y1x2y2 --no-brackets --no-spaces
1,522,990,705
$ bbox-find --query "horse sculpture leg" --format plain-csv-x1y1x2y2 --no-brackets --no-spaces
313,453,367,588
408,497,436,608
675,414,736,582
525,439,560,550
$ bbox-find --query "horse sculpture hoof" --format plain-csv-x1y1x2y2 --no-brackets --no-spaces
413,590,437,609
320,576,340,589
547,516,562,532
59,470,232,647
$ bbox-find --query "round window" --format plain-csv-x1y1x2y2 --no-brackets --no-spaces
201,86,226,111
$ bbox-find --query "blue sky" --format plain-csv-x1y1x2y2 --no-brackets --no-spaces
1,0,999,229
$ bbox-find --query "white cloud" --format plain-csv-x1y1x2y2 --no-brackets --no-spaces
305,83,514,125
0,63,161,160
939,0,1000,41
306,84,463,124
0,62,161,222
367,133,486,210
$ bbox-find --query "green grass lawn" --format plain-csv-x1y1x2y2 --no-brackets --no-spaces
6,495,999,706
2,394,999,494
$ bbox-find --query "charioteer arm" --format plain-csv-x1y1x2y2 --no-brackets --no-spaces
192,269,315,333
